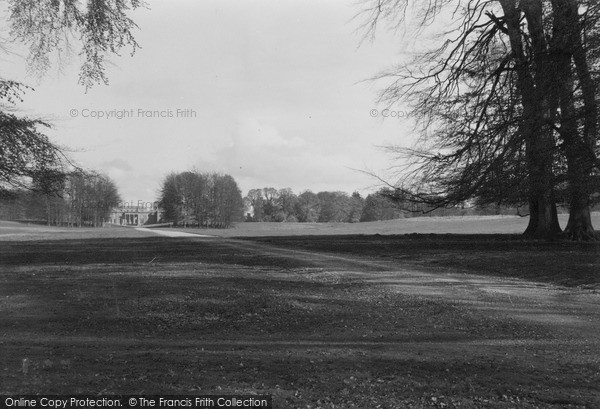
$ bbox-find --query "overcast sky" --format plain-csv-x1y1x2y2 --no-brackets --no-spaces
3,0,417,202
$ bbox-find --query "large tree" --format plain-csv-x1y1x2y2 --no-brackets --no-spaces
359,0,600,240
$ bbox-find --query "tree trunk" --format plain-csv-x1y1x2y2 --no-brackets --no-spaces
564,195,596,240
550,0,598,240
501,0,561,240
524,196,561,239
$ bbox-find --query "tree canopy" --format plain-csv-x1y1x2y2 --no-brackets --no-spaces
7,0,143,89
0,111,68,197
159,171,245,228
0,170,120,226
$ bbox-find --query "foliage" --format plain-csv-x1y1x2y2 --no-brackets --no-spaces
296,191,320,222
159,171,244,228
316,191,355,223
7,0,144,89
0,171,120,226
0,110,70,197
244,188,366,223
360,190,404,222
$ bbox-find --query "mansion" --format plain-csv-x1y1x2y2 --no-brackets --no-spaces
108,201,162,226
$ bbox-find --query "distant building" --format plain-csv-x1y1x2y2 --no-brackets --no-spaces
108,201,162,226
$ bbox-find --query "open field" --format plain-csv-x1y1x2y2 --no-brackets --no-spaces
3,213,600,240
147,213,600,238
0,220,599,407
0,221,158,241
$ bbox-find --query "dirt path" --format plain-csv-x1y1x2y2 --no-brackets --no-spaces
134,227,213,238
218,238,600,341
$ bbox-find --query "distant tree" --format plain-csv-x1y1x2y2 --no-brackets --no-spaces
317,191,352,222
0,171,121,226
296,190,320,222
245,189,265,222
347,192,365,223
210,174,244,227
277,188,299,222
0,189,47,222
177,171,200,227
187,171,208,226
158,173,183,224
359,194,379,222
158,172,196,227
360,190,403,222
244,187,299,222
159,171,243,228
89,173,120,226
0,191,25,220
261,187,280,221
57,171,120,227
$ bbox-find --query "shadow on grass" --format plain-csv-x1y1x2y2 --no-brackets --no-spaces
0,237,313,268
241,233,600,288
1,233,599,286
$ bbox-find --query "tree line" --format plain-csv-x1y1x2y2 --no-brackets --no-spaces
0,171,120,227
245,188,364,223
242,187,519,223
158,171,245,228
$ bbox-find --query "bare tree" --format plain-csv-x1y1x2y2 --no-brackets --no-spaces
359,0,599,239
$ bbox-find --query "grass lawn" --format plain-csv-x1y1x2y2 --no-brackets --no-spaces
0,219,599,408
156,212,600,237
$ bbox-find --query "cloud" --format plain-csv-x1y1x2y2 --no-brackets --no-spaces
99,158,133,172
231,117,306,149
197,114,368,195
5,0,411,201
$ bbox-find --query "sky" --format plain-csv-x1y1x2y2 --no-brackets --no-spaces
2,0,419,203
